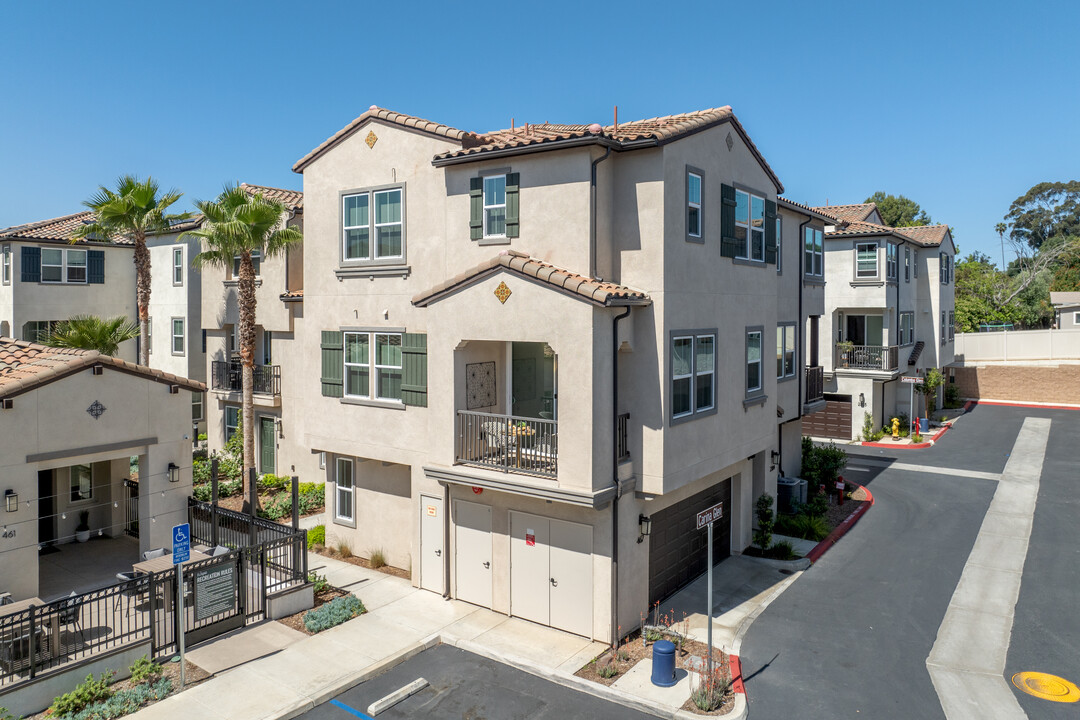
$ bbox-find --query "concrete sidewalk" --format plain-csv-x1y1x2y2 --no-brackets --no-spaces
127,552,793,720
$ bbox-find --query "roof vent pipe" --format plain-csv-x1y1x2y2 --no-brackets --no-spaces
614,105,618,133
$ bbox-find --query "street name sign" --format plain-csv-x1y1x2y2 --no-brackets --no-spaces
696,503,723,530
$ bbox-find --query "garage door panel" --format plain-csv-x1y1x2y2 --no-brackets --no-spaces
648,479,731,606
803,394,852,440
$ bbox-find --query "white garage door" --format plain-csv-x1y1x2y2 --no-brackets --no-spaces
454,500,492,608
509,511,592,638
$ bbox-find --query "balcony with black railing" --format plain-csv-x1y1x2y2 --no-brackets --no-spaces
834,344,899,372
211,361,281,396
805,366,824,404
456,410,557,479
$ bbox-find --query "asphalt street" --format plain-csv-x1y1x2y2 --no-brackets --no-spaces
295,644,657,720
740,402,1073,719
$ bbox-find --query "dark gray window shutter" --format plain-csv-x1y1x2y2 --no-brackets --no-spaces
505,172,520,238
320,331,343,398
720,184,738,258
469,177,483,240
21,246,40,282
87,250,105,284
764,199,778,264
401,333,428,407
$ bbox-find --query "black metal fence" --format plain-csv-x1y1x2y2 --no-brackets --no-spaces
123,479,139,537
616,412,630,461
456,410,557,478
210,361,281,396
805,366,824,404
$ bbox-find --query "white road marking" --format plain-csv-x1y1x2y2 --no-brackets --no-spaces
925,417,1051,720
848,457,1002,482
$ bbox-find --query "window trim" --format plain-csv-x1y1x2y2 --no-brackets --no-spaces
224,405,239,442
343,331,371,400
948,311,955,341
776,216,783,274
40,247,64,284
804,226,824,277
171,317,185,356
2,244,10,285
482,174,508,240
173,247,184,286
776,322,797,381
686,168,703,242
734,188,766,262
192,392,204,423
334,457,355,527
745,326,766,401
941,311,947,345
904,246,911,282
231,250,262,280
374,333,403,402
69,464,94,504
339,182,408,267
147,317,153,355
899,311,915,347
886,243,898,281
342,329,404,404
1074,311,1080,325
669,329,718,425
855,241,879,279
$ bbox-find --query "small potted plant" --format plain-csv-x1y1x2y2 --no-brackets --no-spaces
837,340,854,367
75,510,91,543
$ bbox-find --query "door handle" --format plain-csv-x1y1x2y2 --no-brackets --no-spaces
434,549,441,557
550,577,557,587
483,561,490,569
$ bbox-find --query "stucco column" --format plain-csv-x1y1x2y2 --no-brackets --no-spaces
0,464,40,599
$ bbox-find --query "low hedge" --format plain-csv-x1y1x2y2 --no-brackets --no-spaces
303,594,365,633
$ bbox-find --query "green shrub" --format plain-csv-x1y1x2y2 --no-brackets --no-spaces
598,661,618,679
752,493,774,550
197,433,208,442
944,383,962,408
307,524,325,549
259,474,291,492
50,671,115,717
765,540,795,560
67,678,172,720
258,483,325,520
0,706,23,720
788,514,830,541
861,412,875,442
128,656,161,684
303,594,365,633
306,571,330,595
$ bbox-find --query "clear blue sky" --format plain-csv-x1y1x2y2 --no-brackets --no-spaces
3,0,1077,266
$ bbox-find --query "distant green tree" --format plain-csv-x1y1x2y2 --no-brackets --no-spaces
865,192,932,227
1004,181,1080,251
1050,243,1080,291
43,315,139,356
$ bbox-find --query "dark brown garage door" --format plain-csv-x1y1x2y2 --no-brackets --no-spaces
802,394,852,440
648,478,732,607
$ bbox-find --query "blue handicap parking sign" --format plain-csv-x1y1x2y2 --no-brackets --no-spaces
172,523,191,564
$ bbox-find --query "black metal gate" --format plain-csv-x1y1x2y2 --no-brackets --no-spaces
123,479,139,537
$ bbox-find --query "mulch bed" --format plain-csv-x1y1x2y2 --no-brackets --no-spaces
310,545,411,580
824,484,869,530
276,585,348,636
575,631,735,715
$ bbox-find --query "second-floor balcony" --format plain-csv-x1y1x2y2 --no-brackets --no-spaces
805,365,824,404
835,344,899,372
211,360,281,396
457,410,557,479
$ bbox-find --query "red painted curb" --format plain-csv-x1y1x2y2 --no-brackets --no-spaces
861,422,949,449
805,483,875,564
729,654,745,694
967,399,1080,411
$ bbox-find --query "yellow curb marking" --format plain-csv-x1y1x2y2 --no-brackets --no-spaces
1011,672,1080,703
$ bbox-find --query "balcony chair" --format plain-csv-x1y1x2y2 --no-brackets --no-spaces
480,420,514,461
0,592,11,605
58,590,86,644
114,572,144,614
0,627,48,675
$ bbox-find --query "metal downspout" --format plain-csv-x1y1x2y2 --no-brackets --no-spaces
590,147,612,279
797,218,811,435
611,305,631,649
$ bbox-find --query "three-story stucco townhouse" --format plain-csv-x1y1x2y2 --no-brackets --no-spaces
202,184,305,477
276,104,826,644
801,203,956,440
0,212,136,361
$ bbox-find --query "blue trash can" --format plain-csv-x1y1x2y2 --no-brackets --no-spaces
651,639,677,687
919,417,928,433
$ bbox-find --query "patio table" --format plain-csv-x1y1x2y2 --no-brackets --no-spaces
0,596,61,661
133,549,210,575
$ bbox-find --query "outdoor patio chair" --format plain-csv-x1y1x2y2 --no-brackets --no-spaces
480,420,514,460
141,548,168,561
0,592,11,605
521,431,557,470
113,572,144,614
0,627,48,675
58,591,86,644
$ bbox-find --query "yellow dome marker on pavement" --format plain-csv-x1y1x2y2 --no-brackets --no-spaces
1011,672,1080,703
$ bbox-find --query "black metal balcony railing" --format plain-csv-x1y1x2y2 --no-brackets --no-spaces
457,410,557,478
211,361,281,396
834,345,899,371
805,366,824,404
617,412,631,461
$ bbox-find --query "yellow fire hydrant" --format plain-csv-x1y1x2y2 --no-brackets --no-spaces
891,417,900,441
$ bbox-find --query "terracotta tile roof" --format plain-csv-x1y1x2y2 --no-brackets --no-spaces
0,337,205,399
811,203,879,224
240,183,304,211
412,249,650,308
820,217,951,248
777,197,840,224
293,106,476,173
0,211,133,246
280,289,304,302
894,224,950,247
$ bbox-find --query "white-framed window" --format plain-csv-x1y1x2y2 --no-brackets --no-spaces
67,249,86,283
224,406,239,442
483,175,507,238
2,244,10,285
687,172,702,239
941,311,947,344
335,457,354,522
262,329,272,365
776,324,796,379
343,332,403,401
746,330,763,395
41,248,64,283
171,318,185,355
804,227,823,276
856,242,878,278
22,320,57,343
342,188,403,261
147,317,153,354
1074,311,1080,325
671,333,716,420
904,247,911,282
948,311,955,340
70,464,93,502
192,392,204,422
899,312,914,346
319,452,326,470
734,190,765,261
173,247,184,285
914,251,920,278
886,243,898,280
776,216,783,273
231,251,262,279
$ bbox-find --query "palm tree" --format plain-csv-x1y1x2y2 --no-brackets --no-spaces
43,315,139,356
183,185,302,506
995,222,1008,271
73,176,188,365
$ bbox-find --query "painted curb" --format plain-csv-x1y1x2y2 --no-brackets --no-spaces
805,483,875,564
729,654,745,694
966,399,1080,410
861,422,949,449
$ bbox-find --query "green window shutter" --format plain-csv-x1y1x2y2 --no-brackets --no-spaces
401,333,428,407
320,331,343,398
505,172,520,238
720,184,738,258
764,199,778,264
21,246,40,282
87,250,105,283
469,177,483,240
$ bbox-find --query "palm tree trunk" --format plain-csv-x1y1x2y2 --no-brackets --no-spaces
238,252,259,512
134,234,151,365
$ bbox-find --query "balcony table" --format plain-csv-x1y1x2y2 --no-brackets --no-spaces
509,424,536,468
0,596,61,662
133,549,210,575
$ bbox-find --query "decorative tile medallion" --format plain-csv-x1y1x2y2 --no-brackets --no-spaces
494,281,512,304
87,400,106,420
466,361,497,410
725,132,734,151
365,130,378,149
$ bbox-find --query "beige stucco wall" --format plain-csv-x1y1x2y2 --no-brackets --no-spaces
0,366,195,600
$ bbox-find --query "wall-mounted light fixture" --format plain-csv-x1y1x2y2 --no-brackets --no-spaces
859,392,866,407
637,514,652,544
167,463,180,483
4,490,17,513
771,450,781,465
